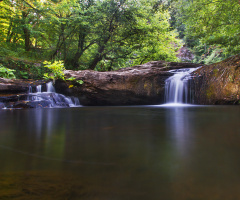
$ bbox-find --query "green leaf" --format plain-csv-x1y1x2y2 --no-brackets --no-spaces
76,80,84,84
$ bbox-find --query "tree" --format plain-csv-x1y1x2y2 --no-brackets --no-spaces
0,0,181,70
84,0,180,70
175,0,240,63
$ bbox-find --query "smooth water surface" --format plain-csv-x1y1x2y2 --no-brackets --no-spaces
0,106,240,200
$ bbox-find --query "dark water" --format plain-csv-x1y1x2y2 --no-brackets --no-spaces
0,106,240,200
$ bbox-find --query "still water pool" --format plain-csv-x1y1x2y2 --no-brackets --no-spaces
0,106,240,200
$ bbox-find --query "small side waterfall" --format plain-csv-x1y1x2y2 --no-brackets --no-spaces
36,85,42,93
164,68,197,105
46,82,56,93
1,81,81,109
26,82,81,108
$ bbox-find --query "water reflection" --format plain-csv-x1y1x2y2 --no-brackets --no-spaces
0,106,240,200
166,107,193,158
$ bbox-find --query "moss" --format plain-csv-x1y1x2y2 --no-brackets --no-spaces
195,54,240,104
206,85,216,99
144,81,152,91
228,75,234,82
213,68,219,77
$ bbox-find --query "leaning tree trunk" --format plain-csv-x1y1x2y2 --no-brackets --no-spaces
51,23,65,60
89,42,108,70
71,32,86,68
89,45,105,70
89,55,103,70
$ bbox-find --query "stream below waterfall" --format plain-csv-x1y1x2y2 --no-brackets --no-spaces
0,68,240,199
0,106,239,200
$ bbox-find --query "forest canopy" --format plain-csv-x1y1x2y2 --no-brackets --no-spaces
0,0,239,72
0,0,180,71
172,0,240,64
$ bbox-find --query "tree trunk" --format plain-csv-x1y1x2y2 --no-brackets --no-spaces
6,19,13,43
89,45,105,70
71,32,86,68
23,27,31,51
89,34,111,70
51,23,65,59
89,55,103,70
22,11,31,51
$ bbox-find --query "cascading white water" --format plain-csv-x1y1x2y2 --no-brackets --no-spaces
165,68,197,105
46,82,56,93
36,85,42,93
29,86,32,93
27,82,81,108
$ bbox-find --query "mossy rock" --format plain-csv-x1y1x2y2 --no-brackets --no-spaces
192,54,240,105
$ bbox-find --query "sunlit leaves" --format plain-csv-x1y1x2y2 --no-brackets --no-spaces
176,0,240,55
0,0,181,70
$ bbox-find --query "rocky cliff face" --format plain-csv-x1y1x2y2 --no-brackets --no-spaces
191,54,240,105
54,61,199,106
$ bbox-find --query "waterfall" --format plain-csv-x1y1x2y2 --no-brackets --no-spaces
26,82,81,108
36,85,42,93
29,86,32,93
46,82,56,93
164,68,197,105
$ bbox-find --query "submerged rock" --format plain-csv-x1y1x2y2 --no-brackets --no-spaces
191,54,240,105
55,61,200,106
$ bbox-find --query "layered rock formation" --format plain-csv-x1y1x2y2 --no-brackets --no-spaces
54,61,199,106
0,78,47,94
191,54,240,105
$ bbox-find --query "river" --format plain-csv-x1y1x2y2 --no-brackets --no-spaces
0,105,239,200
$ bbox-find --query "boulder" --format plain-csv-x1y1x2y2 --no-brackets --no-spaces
191,54,240,105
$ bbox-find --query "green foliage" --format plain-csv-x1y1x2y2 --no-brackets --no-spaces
190,41,227,64
0,58,47,79
76,80,84,85
66,77,84,84
18,71,29,79
174,0,240,62
0,0,181,71
43,60,65,80
0,64,16,79
3,0,239,69
66,77,84,87
201,49,225,65
66,77,76,81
